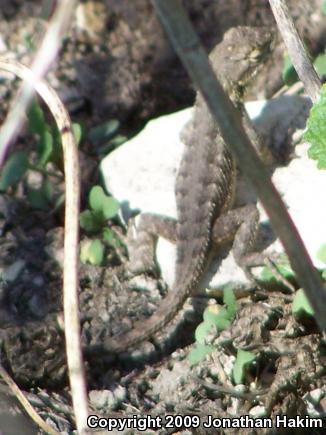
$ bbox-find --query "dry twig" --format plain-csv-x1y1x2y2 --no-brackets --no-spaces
0,364,59,435
269,0,321,102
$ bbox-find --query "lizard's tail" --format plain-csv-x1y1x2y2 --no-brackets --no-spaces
103,279,193,353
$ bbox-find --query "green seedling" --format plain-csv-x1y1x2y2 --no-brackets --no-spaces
88,120,120,145
80,239,104,266
79,185,121,266
88,120,126,156
259,254,295,285
188,288,237,367
188,343,214,367
233,349,256,385
292,288,315,322
80,185,119,233
27,178,54,210
0,150,29,191
0,99,83,211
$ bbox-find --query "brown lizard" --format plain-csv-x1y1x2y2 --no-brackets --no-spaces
104,26,274,353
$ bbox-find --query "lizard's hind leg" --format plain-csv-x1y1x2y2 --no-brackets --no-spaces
127,213,177,276
212,204,287,285
212,204,262,280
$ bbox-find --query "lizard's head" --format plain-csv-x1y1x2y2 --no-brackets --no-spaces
209,26,274,100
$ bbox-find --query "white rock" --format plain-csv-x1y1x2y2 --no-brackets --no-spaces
265,141,326,269
102,108,191,220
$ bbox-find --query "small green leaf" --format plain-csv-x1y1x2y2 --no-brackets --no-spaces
80,210,95,232
51,124,61,145
282,54,298,87
23,33,36,53
195,321,215,344
223,287,235,307
322,0,326,15
80,210,104,233
223,288,237,319
89,185,120,219
89,185,106,212
260,257,295,283
103,227,123,249
292,288,315,319
88,120,120,145
72,123,83,146
304,84,326,169
49,125,63,169
322,269,326,280
203,305,231,330
213,310,232,331
80,239,104,265
37,129,53,167
53,193,65,213
314,52,326,77
102,196,120,219
203,306,221,326
27,186,49,210
0,151,29,191
96,135,128,156
317,243,326,265
188,343,214,367
233,349,256,385
28,101,46,135
42,178,53,202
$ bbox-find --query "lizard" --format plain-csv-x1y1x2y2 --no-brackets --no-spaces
104,26,274,353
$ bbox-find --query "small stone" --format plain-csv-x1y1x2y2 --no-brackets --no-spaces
89,386,127,411
3,259,26,282
304,388,324,405
249,405,267,418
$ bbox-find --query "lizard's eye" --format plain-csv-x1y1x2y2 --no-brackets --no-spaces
249,45,269,64
249,48,262,61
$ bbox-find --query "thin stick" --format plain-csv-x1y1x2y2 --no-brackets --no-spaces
269,0,321,102
0,58,90,434
150,0,326,332
0,364,59,435
0,0,79,165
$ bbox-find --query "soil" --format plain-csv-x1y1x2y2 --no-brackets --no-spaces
0,1,326,434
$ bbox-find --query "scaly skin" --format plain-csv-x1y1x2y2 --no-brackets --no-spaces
104,27,273,353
